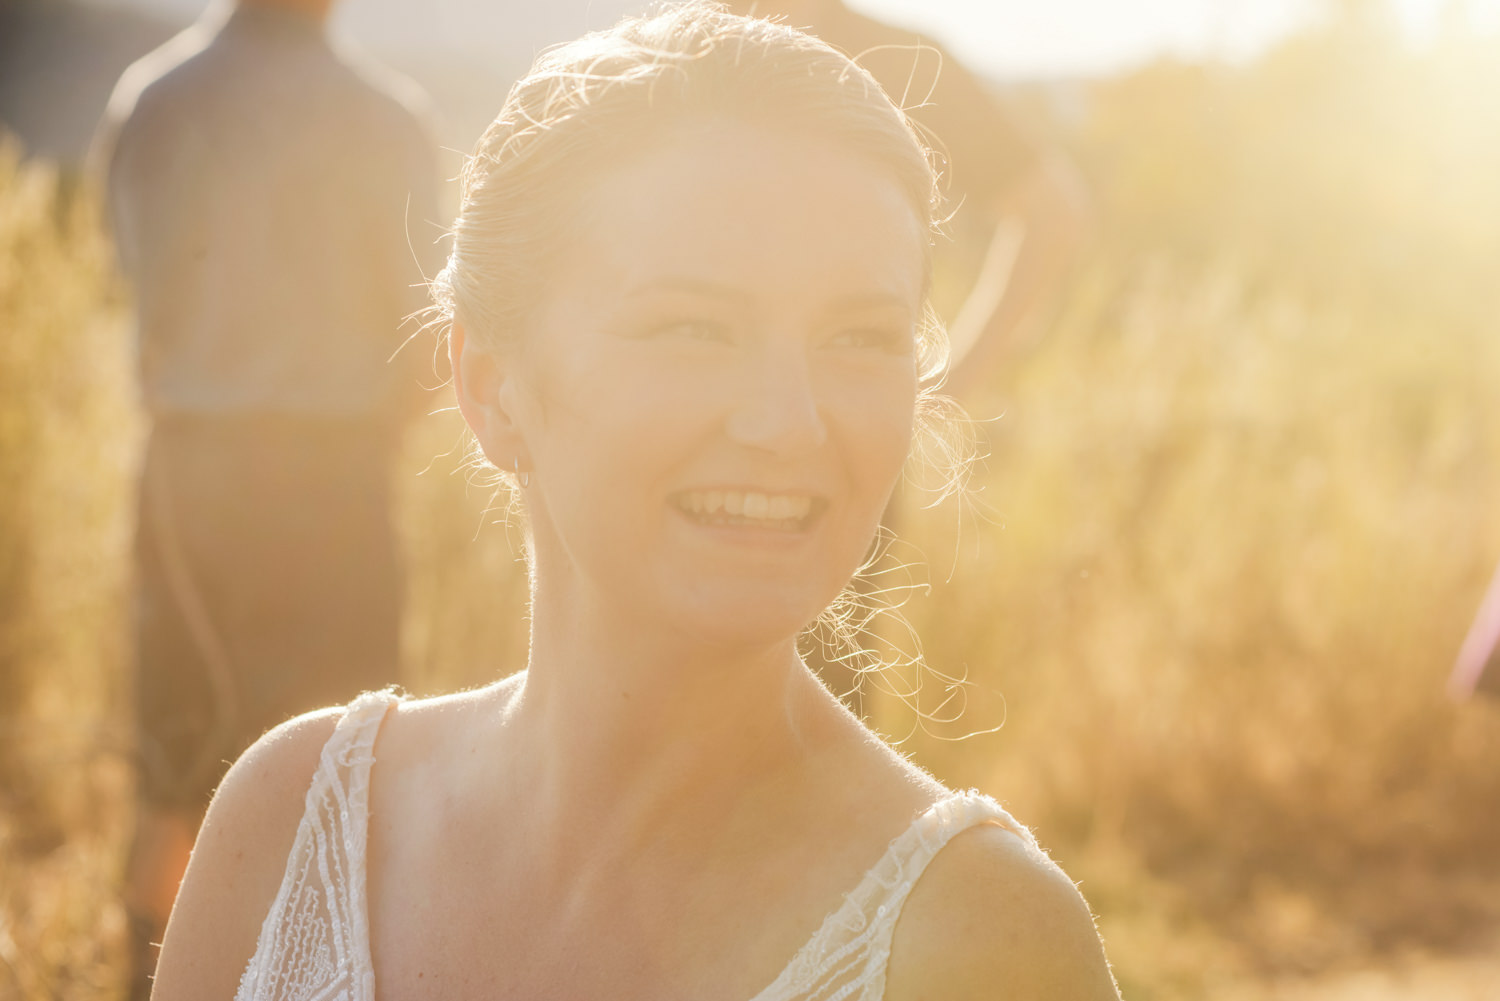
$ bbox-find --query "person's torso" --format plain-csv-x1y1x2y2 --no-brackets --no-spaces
104,8,438,418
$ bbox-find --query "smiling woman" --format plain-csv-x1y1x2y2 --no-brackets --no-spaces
461,122,926,648
149,4,1120,1000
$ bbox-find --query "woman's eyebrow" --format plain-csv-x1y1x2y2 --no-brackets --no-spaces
625,277,753,303
627,280,914,315
823,292,914,312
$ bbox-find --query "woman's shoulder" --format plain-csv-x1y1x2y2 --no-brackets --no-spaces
373,672,524,755
149,701,365,998
183,698,368,872
217,686,409,808
383,672,524,720
882,802,1121,1001
192,697,367,877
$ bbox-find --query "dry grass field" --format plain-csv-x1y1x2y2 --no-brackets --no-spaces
3,8,1500,999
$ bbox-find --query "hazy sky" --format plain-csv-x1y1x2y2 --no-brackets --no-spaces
95,0,1500,78
856,0,1307,77
855,0,1500,76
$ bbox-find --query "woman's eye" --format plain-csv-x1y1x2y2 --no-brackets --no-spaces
827,327,910,352
652,320,733,344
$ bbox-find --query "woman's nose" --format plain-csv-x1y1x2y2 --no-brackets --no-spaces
725,349,829,457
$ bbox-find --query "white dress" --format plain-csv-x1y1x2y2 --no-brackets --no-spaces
234,690,1038,1001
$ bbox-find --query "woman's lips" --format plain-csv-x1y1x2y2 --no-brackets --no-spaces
669,489,825,531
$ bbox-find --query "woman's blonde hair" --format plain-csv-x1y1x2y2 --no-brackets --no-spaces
434,1,947,362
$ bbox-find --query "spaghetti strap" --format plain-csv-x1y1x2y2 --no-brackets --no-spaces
234,689,402,1001
236,704,1035,1001
751,789,1035,1001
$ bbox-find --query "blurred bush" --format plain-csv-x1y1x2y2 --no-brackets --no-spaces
899,258,1500,992
891,6,1500,992
1085,1,1500,327
0,139,135,1000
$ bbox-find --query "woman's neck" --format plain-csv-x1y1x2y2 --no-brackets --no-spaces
500,583,847,867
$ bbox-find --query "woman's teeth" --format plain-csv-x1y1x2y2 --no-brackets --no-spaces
674,490,816,528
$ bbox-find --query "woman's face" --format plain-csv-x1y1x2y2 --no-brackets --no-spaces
499,120,925,647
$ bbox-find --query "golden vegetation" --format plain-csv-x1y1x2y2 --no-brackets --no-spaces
3,6,1499,998
0,140,135,1000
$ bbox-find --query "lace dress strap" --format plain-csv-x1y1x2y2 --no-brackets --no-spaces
754,789,1036,1001
234,688,402,1001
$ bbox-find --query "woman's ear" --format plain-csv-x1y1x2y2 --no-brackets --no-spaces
450,319,529,471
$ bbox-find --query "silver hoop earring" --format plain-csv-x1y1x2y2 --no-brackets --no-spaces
513,458,529,489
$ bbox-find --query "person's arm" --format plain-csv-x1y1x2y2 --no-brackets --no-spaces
822,10,1092,403
149,710,341,1000
944,151,1093,401
883,823,1120,1001
1450,560,1500,699
89,77,142,280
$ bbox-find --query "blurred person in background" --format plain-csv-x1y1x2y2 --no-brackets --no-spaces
1450,560,1500,699
729,0,1091,708
729,0,1091,396
91,0,442,992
